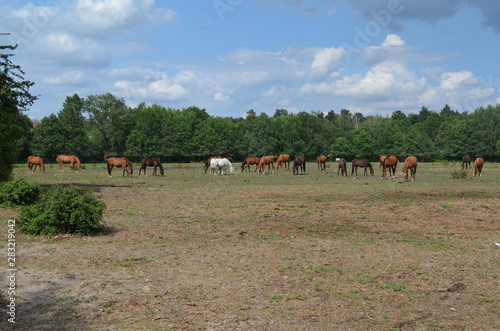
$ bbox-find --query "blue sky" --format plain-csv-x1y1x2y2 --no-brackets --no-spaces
1,0,499,120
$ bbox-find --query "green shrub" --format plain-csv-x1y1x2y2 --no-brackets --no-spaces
18,185,106,236
0,178,41,207
451,169,468,179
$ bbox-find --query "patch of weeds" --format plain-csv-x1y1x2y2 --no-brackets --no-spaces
238,306,251,310
294,224,307,229
279,243,290,248
263,306,280,314
380,283,406,292
269,294,284,303
358,274,382,284
118,257,152,267
450,169,468,179
474,290,497,303
308,227,329,233
286,294,306,301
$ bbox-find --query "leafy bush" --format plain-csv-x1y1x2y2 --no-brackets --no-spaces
0,178,41,207
451,169,468,179
18,185,106,236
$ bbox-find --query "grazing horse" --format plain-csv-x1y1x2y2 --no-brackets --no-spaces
257,156,275,174
351,159,374,176
56,155,81,172
241,157,261,172
139,157,164,176
292,156,306,175
337,158,347,176
204,156,222,173
316,155,328,170
461,155,471,170
105,157,133,177
381,155,399,179
379,155,387,169
210,158,235,175
473,157,484,177
27,156,45,173
275,154,291,171
403,156,418,182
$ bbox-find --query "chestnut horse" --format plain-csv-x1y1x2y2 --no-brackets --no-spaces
275,154,290,171
56,155,81,172
27,156,45,173
403,156,418,182
258,156,275,174
381,155,399,179
379,155,387,169
241,157,261,172
105,157,133,177
337,158,347,176
473,157,484,177
461,155,471,170
292,156,306,175
351,159,374,176
139,157,164,176
316,155,328,170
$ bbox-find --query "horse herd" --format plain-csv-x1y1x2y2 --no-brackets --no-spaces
26,154,485,181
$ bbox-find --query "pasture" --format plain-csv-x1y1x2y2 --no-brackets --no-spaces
1,161,499,330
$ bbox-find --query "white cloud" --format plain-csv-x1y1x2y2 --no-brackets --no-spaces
440,71,474,89
213,92,229,101
310,47,345,80
382,34,405,46
43,71,85,85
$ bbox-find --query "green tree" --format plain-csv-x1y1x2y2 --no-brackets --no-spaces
434,118,471,159
31,114,67,161
468,104,500,159
84,93,134,158
0,44,37,181
58,94,89,158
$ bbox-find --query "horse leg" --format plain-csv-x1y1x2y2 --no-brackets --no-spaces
107,164,113,177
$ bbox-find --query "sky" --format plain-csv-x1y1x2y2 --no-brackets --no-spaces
1,0,500,120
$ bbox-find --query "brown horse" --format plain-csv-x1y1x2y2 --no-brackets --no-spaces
316,155,328,170
105,157,133,177
275,154,290,171
337,158,347,176
351,159,374,176
292,156,306,175
241,157,261,172
56,155,81,172
27,156,45,173
403,156,418,182
379,155,387,169
461,155,471,169
381,155,399,179
258,156,275,174
473,157,484,177
139,157,164,176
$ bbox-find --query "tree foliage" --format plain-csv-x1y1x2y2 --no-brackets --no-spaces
0,45,37,181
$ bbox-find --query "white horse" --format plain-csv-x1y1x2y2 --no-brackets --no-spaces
209,158,235,175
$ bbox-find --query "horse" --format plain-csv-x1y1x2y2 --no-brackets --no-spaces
379,155,387,169
241,157,261,172
292,156,306,175
381,155,399,179
403,156,418,182
56,155,81,172
209,158,235,175
105,157,133,177
27,156,45,173
257,156,275,174
351,159,374,176
203,156,222,173
275,154,290,171
316,155,328,170
461,155,471,170
139,157,164,176
337,158,347,176
473,157,484,177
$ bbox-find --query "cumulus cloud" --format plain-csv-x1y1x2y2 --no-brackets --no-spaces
43,71,85,85
310,47,345,80
114,74,189,101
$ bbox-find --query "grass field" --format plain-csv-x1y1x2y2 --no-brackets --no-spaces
1,161,499,330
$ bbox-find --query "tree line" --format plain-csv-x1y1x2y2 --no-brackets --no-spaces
25,93,500,164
